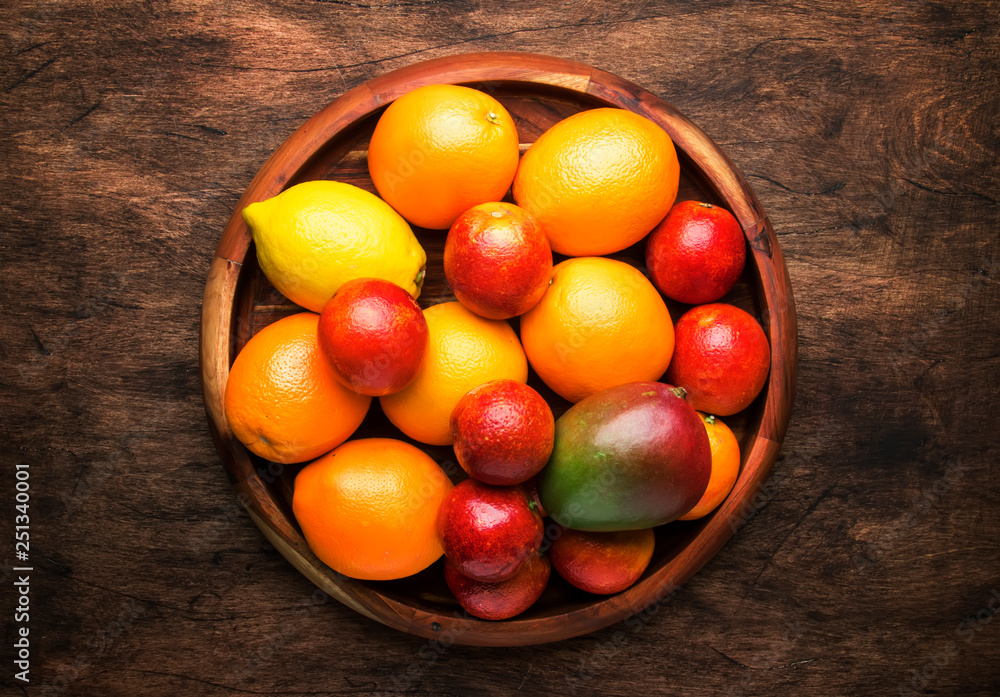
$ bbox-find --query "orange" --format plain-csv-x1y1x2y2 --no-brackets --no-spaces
380,301,528,446
292,438,452,580
520,257,674,403
223,313,371,464
367,84,520,230
679,414,742,520
512,107,679,256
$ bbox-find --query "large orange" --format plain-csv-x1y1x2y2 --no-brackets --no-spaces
512,107,679,256
367,84,520,230
224,313,371,464
292,438,452,581
520,257,674,403
380,301,528,446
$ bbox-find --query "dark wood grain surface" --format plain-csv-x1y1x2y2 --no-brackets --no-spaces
2,1,998,695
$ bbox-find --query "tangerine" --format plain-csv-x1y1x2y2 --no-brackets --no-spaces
679,414,742,520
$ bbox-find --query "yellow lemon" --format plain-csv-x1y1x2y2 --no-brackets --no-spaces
380,302,528,446
242,180,426,312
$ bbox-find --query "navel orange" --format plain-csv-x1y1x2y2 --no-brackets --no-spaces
224,313,371,464
512,107,679,256
380,301,528,446
367,84,520,230
519,257,674,403
292,438,452,581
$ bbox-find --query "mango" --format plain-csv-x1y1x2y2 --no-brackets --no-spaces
538,382,711,531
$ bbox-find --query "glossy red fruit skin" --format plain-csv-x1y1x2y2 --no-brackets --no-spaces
645,200,746,305
550,527,654,595
537,381,711,531
317,278,428,397
451,379,555,486
665,303,770,416
444,202,553,320
437,479,544,583
444,554,550,621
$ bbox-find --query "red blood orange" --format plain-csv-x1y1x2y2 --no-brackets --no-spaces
317,278,428,397
444,202,553,319
437,479,544,583
645,200,746,305
444,553,550,621
549,527,655,595
665,303,770,416
451,379,554,486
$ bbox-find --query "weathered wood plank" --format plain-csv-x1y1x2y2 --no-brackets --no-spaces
1,0,998,693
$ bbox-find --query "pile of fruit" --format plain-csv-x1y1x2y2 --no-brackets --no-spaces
224,84,770,621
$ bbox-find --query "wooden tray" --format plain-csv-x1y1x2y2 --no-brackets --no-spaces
199,52,797,646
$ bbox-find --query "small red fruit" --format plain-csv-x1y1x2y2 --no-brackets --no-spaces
665,303,770,416
444,553,550,621
444,202,553,319
451,380,555,486
550,527,655,595
317,278,428,397
646,200,746,304
437,479,544,583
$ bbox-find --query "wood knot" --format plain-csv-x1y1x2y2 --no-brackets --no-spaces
746,219,773,258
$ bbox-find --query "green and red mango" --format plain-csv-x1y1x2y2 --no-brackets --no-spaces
538,382,711,531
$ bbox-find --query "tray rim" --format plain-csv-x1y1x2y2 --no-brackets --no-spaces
199,51,798,646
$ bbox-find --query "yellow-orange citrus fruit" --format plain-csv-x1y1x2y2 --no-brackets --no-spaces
679,413,741,520
367,84,520,230
224,313,371,464
292,438,452,580
513,108,679,256
242,180,426,312
520,257,674,403
380,302,528,446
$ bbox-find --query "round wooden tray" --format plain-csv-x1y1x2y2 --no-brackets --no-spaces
200,52,797,646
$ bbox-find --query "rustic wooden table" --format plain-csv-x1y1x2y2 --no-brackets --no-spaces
2,1,998,695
